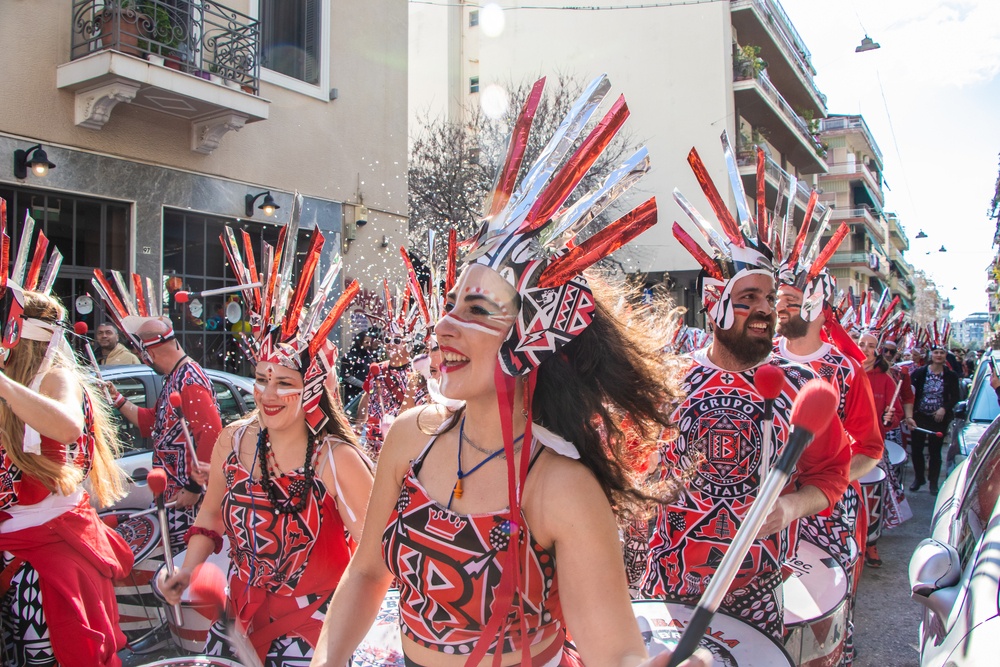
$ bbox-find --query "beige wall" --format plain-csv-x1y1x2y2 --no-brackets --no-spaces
1,0,408,289
409,1,745,275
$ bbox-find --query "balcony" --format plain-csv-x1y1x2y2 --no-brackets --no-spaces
733,71,828,174
817,116,883,167
735,149,827,219
730,0,827,115
59,0,269,153
887,215,909,251
824,160,884,207
829,250,890,280
829,204,885,246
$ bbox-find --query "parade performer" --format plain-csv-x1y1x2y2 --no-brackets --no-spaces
641,136,850,641
312,75,710,667
770,193,881,665
95,270,223,549
160,215,373,666
909,335,959,495
0,209,132,667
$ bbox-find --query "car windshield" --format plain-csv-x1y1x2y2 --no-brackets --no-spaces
969,374,1000,423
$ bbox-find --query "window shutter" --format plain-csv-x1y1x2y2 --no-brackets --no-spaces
303,0,319,84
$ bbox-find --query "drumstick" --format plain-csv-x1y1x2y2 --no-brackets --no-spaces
666,380,839,667
128,500,177,519
912,426,944,437
754,364,786,482
168,391,202,479
883,380,903,426
189,562,265,667
173,282,262,303
148,468,184,627
82,340,114,403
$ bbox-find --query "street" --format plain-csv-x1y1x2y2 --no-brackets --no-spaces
853,480,937,666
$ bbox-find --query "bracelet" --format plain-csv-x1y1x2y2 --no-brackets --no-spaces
184,526,223,554
113,394,127,409
183,479,205,494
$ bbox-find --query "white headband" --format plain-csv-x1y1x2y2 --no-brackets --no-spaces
17,318,73,456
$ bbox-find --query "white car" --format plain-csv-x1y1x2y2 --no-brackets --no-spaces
97,364,256,511
909,412,1000,666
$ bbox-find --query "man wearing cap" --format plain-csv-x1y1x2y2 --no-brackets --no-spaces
106,317,222,547
642,143,850,641
95,321,140,366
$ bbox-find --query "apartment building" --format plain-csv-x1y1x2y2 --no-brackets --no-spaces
815,114,916,307
409,0,830,321
0,0,407,373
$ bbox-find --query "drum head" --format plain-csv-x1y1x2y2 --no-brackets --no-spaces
859,466,886,485
100,510,161,564
132,659,242,666
167,539,232,604
631,600,794,666
353,589,405,667
885,440,906,466
783,542,847,626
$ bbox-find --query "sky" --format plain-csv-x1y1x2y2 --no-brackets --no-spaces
779,0,1000,320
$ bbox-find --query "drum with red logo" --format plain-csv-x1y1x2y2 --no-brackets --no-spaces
782,542,849,667
860,466,887,543
151,539,231,653
99,509,164,642
352,589,405,667
630,600,795,666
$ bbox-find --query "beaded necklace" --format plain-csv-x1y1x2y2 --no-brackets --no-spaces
255,427,318,515
448,417,524,510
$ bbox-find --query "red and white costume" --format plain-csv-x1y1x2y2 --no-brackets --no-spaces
641,351,850,640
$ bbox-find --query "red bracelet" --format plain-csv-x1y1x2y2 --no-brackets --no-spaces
113,394,126,409
184,526,223,554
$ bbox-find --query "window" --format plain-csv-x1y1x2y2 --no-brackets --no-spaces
110,374,150,453
470,76,480,94
213,380,244,424
469,10,479,27
259,0,321,85
955,423,1000,566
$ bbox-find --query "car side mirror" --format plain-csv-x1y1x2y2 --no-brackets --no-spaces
954,401,968,419
909,538,962,627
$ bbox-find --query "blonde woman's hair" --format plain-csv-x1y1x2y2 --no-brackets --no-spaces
0,292,126,507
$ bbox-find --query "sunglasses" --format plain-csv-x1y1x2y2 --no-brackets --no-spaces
390,337,404,345
883,348,897,356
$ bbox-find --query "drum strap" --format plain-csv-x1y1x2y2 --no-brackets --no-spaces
0,556,25,596
238,583,329,662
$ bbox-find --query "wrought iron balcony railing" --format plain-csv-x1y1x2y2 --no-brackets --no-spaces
70,0,260,95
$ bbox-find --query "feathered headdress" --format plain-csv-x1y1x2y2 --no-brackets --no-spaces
671,137,774,330
219,196,359,434
461,74,657,376
90,265,171,365
845,288,904,345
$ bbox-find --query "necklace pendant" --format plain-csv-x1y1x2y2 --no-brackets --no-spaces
454,477,463,499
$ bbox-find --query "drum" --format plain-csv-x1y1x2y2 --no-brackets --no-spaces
860,466,887,543
885,440,907,487
151,539,231,653
99,509,164,642
782,542,849,667
352,589,405,667
630,600,795,666
128,659,242,666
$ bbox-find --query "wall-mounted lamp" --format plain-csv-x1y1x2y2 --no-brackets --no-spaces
355,204,370,227
245,191,279,218
13,144,56,179
380,234,390,248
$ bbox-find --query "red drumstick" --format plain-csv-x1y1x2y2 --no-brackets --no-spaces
148,468,183,627
754,364,785,482
190,563,263,667
912,426,944,437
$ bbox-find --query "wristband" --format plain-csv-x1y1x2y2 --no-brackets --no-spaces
183,526,223,554
113,394,127,409
183,479,205,494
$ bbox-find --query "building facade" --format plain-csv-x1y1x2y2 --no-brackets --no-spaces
0,0,408,373
409,0,831,323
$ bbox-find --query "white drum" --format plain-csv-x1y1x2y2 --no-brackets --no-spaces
631,600,795,666
352,589,405,667
783,542,849,667
885,440,907,483
151,538,231,653
860,466,887,543
99,509,164,642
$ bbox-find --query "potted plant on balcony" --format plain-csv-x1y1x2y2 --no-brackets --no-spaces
138,1,186,70
97,0,150,59
734,44,766,80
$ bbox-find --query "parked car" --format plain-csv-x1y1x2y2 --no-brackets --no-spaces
946,351,1000,471
96,364,256,511
908,412,1000,666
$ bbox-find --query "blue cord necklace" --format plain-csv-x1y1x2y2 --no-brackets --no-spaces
448,417,524,510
